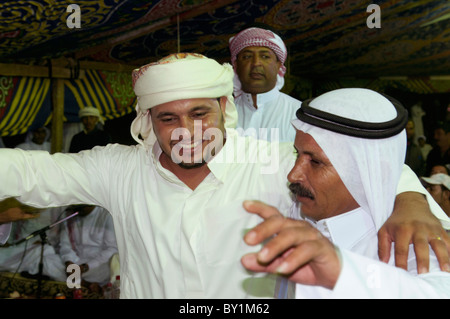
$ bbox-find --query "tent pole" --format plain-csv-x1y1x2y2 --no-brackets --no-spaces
50,79,64,154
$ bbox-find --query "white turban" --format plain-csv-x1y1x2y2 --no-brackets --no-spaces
229,27,287,97
291,88,407,230
79,106,104,124
131,53,238,149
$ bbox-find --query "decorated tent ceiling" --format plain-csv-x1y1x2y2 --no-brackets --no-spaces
1,0,449,78
0,0,449,141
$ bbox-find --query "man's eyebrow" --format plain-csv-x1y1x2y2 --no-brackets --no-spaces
155,105,213,118
190,105,213,112
293,146,317,157
155,111,176,119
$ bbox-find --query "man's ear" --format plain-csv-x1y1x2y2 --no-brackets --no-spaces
444,188,450,200
218,96,227,115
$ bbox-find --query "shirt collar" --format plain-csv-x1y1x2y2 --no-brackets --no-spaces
241,86,281,109
305,207,376,250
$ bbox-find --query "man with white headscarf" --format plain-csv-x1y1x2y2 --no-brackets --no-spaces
16,127,51,151
229,26,300,142
0,54,447,299
0,53,294,298
241,88,450,298
69,106,112,153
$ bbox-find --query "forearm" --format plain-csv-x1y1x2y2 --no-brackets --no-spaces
0,148,100,208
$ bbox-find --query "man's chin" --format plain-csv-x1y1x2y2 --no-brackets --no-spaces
178,161,207,169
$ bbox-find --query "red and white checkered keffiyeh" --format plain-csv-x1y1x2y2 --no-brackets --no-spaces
229,27,287,96
229,27,287,77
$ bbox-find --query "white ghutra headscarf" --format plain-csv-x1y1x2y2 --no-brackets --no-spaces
130,53,238,149
292,88,408,230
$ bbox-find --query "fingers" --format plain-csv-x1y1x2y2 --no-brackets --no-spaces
393,227,413,271
256,226,319,264
377,227,392,263
411,234,430,274
241,253,284,273
242,200,291,246
429,232,450,272
242,200,282,220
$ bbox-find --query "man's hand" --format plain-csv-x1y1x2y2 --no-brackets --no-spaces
0,198,41,224
378,192,450,273
241,200,341,289
0,207,40,224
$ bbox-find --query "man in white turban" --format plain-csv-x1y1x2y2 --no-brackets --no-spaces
69,106,111,153
241,88,450,298
0,54,448,299
229,26,300,142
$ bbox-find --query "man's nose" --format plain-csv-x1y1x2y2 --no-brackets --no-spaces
251,55,262,66
287,156,308,183
179,117,201,138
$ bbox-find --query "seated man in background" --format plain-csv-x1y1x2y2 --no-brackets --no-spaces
16,126,51,152
69,106,111,153
59,205,118,293
0,206,67,282
242,88,450,298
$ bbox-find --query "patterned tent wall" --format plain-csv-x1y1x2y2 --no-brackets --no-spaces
282,75,450,101
0,77,51,136
0,69,136,137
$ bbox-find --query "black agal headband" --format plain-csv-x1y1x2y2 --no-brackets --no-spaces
295,94,409,139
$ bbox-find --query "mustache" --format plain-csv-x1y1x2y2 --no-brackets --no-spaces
289,183,314,200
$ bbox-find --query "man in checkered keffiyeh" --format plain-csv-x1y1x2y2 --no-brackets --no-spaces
229,27,301,142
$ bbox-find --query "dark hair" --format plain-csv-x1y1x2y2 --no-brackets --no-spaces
435,121,450,133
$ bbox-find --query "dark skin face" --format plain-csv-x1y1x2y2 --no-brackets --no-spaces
31,128,47,145
81,116,99,133
287,131,359,221
235,46,281,97
149,97,228,191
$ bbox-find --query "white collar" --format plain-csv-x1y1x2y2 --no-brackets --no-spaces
304,207,376,250
240,86,281,109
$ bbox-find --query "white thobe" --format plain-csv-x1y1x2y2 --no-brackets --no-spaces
235,87,300,142
0,223,11,245
0,130,294,298
0,129,447,298
294,207,450,298
15,141,51,152
59,206,118,286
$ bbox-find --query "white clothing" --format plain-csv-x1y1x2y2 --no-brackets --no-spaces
420,144,433,161
0,129,294,298
0,129,445,298
15,141,51,151
16,128,51,152
0,223,11,245
290,88,449,298
235,86,300,142
59,206,118,286
295,206,449,298
0,208,66,281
